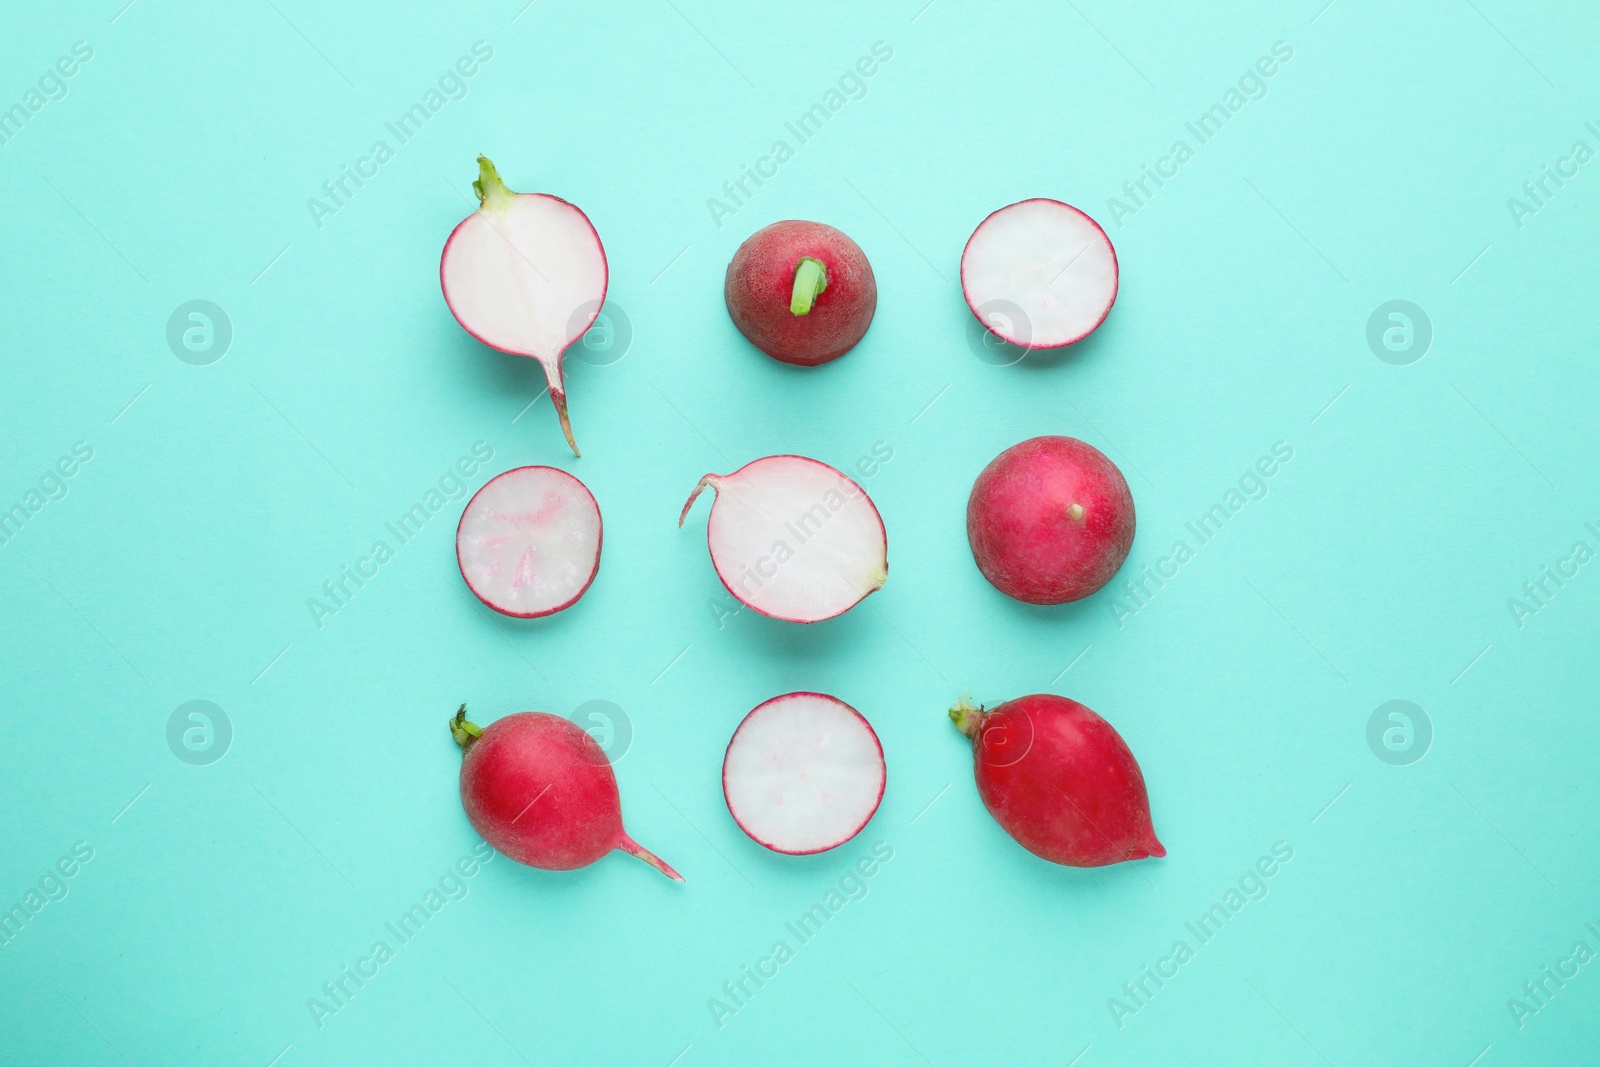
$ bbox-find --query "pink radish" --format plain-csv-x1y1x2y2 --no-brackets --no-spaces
456,465,601,618
961,199,1118,349
967,436,1134,604
950,693,1163,868
679,455,887,623
724,221,877,366
723,692,885,854
440,156,607,455
450,706,682,881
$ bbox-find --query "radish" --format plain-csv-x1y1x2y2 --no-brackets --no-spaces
440,156,607,455
724,220,877,366
722,692,885,854
450,706,682,881
456,465,601,618
967,436,1134,604
961,199,1118,349
950,693,1163,868
678,455,887,623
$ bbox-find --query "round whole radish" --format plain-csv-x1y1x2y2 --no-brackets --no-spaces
679,455,887,623
950,693,1163,868
723,692,885,854
725,221,876,366
440,156,607,455
961,199,1117,349
456,465,601,618
450,706,682,881
967,436,1134,604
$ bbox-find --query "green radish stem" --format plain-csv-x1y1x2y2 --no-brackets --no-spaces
790,257,828,315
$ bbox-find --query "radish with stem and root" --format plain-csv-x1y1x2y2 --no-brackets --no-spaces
961,199,1118,349
450,706,682,881
456,465,602,618
723,692,886,854
679,454,887,623
440,155,607,455
950,693,1163,868
967,435,1134,604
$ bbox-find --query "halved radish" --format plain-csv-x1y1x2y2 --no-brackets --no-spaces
678,455,887,624
960,198,1118,349
440,156,607,455
456,466,601,618
723,692,886,854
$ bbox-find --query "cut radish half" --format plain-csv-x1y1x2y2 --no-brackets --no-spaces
456,466,602,618
723,692,886,854
960,198,1118,349
678,455,887,624
440,156,608,455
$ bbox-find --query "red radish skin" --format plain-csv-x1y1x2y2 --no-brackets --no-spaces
950,694,1163,868
967,436,1134,604
440,156,608,455
961,199,1118,349
722,692,886,855
450,707,682,881
456,466,602,619
725,221,877,366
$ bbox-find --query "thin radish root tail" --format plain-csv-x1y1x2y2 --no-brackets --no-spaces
678,475,719,528
551,388,580,457
618,835,685,882
948,694,985,738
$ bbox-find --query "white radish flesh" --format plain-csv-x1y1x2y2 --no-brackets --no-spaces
723,692,886,854
960,198,1118,348
456,466,601,618
440,156,608,455
679,455,887,624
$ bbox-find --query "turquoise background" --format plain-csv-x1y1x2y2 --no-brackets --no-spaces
2,0,1597,1062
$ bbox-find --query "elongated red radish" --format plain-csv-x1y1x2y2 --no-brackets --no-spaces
961,199,1117,349
450,707,682,881
723,692,885,854
951,693,1162,868
456,466,601,618
967,436,1134,604
679,455,887,623
440,156,607,455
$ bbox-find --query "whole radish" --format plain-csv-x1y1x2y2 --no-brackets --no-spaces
440,156,607,455
450,706,682,881
725,221,876,366
950,693,1163,867
967,435,1134,604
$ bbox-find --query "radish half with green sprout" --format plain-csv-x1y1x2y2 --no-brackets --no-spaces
450,706,682,881
723,692,885,854
725,221,876,366
440,156,607,455
950,693,1162,868
456,465,601,618
961,199,1117,349
967,436,1134,604
679,455,887,623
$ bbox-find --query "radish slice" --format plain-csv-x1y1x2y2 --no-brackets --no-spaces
456,466,602,618
678,455,887,624
440,156,608,455
723,692,886,854
960,198,1118,349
